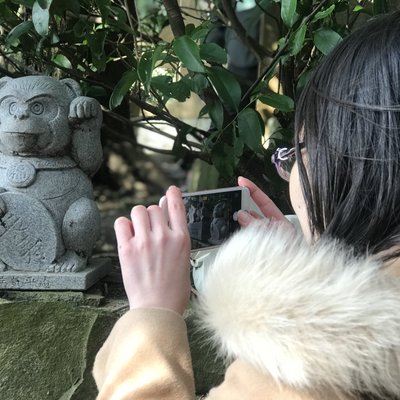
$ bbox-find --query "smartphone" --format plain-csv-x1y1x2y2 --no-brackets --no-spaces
181,187,250,251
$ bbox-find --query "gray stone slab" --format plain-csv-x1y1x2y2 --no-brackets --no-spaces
0,257,111,290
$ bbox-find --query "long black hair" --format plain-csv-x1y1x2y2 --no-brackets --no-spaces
295,11,400,258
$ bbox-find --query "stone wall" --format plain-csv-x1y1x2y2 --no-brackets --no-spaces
0,271,224,400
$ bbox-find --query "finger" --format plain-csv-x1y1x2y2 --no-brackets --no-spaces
130,205,151,236
249,210,264,219
158,195,170,222
147,205,168,233
114,217,134,244
165,186,187,231
238,176,286,221
237,210,263,227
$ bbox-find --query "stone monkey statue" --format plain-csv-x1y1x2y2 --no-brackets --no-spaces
0,75,103,273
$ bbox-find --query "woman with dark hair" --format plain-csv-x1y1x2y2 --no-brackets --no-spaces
93,12,400,400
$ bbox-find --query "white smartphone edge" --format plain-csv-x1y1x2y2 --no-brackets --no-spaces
159,186,251,212
181,186,251,211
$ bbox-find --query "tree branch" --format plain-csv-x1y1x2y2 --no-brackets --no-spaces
102,108,203,150
162,0,186,38
129,93,211,139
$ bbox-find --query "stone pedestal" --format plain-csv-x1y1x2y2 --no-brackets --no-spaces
0,258,111,290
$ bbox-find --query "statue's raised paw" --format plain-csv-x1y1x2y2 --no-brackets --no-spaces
48,251,87,273
68,97,100,120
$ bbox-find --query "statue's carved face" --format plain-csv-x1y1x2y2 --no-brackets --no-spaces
0,77,71,156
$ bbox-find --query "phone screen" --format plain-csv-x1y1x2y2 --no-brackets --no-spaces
182,189,243,250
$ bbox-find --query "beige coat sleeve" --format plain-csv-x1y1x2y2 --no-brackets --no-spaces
93,308,196,400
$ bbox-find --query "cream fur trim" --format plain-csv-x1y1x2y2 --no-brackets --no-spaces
196,221,400,397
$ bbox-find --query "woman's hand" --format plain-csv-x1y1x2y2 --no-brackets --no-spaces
114,186,191,315
237,176,293,230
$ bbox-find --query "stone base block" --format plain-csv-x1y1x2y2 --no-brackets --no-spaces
0,257,111,290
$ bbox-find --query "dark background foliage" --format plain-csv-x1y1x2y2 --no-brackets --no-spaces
0,0,396,213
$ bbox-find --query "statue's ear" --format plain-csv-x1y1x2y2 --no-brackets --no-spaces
60,78,82,100
0,76,13,90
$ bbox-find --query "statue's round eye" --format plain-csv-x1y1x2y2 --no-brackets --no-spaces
30,102,44,115
9,102,17,115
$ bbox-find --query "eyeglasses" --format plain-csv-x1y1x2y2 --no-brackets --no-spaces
271,147,296,182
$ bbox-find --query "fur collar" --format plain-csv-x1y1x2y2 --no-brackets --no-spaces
196,221,400,398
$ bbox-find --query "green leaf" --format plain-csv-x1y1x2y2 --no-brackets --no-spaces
313,28,342,55
73,20,88,38
206,98,224,130
137,51,153,92
169,81,191,102
138,46,164,93
259,92,294,112
233,134,244,159
183,73,209,93
173,35,205,73
281,0,298,27
312,4,335,21
289,24,306,56
52,53,72,69
237,108,264,151
185,23,196,36
207,66,241,111
88,30,107,56
97,0,111,20
109,70,137,109
199,105,208,118
6,21,33,46
118,44,137,67
151,76,190,102
191,27,210,41
32,0,50,36
353,5,364,12
108,19,135,34
199,43,227,65
110,5,127,22
211,142,235,176
189,21,212,41
88,31,107,71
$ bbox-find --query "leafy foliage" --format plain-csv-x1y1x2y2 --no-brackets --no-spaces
0,0,391,202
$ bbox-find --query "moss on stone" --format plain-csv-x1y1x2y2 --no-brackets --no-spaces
0,301,117,400
0,293,224,399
